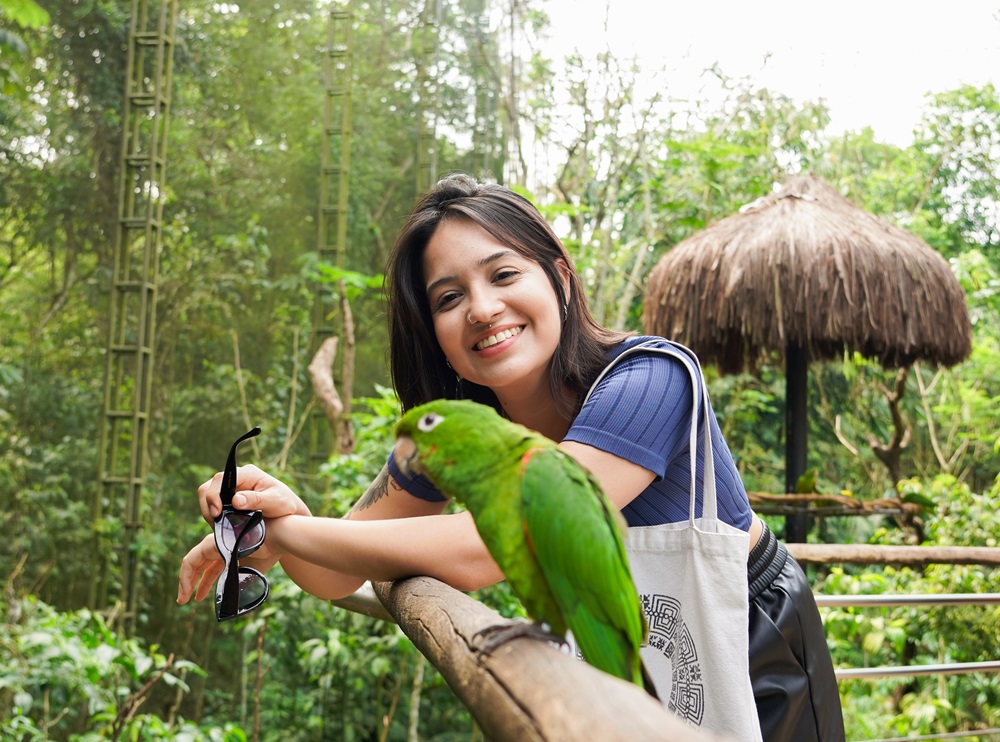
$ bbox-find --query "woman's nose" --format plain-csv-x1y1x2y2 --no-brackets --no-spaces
465,290,504,325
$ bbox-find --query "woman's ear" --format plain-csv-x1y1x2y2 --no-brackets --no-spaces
555,258,572,305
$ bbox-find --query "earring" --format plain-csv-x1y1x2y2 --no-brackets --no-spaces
563,303,568,320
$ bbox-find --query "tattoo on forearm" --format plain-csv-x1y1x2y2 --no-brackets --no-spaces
351,466,401,513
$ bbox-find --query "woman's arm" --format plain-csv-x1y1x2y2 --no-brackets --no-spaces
558,440,656,511
177,463,505,606
267,508,503,599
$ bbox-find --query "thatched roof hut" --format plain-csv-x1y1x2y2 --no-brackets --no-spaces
642,174,972,374
642,173,972,540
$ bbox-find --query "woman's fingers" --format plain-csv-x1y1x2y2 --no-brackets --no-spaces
197,470,225,522
177,533,222,604
231,465,311,517
194,560,224,603
197,463,293,522
230,487,291,516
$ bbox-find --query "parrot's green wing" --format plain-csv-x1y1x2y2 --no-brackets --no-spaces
520,446,647,687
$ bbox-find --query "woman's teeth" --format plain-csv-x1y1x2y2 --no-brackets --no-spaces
475,327,521,351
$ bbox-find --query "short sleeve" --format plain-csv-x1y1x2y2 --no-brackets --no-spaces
564,346,696,478
385,448,449,503
564,339,752,529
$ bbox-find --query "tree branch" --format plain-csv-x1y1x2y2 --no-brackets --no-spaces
866,366,911,484
307,336,344,431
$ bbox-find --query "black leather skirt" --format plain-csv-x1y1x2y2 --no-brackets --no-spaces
747,522,846,742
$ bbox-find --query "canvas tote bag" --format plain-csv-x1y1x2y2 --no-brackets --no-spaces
583,341,762,741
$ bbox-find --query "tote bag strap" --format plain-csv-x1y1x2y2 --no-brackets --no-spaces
581,340,718,524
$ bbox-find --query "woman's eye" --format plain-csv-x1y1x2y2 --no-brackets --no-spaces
433,292,459,310
494,269,520,283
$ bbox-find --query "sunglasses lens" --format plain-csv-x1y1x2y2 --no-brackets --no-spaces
216,566,269,621
236,569,268,608
216,511,265,557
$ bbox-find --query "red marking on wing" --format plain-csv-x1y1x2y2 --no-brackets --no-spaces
519,447,543,557
520,446,543,476
521,518,537,557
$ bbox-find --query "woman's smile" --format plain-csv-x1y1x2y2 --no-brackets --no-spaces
473,325,523,352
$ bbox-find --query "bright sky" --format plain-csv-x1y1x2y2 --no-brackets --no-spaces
542,0,1000,146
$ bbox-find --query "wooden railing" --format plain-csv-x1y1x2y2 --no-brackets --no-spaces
786,543,1000,568
335,577,733,741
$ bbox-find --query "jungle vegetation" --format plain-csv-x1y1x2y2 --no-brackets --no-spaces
2,0,1000,739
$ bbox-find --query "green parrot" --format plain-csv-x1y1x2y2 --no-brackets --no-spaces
394,399,656,697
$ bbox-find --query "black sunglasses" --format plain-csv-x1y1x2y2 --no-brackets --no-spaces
214,426,269,621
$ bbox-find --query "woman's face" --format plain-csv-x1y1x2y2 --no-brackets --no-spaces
422,218,568,399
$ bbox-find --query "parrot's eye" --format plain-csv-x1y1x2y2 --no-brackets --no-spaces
417,413,444,432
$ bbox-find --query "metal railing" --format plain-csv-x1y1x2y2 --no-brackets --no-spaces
816,592,1000,680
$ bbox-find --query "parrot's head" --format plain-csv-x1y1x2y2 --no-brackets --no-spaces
393,399,529,497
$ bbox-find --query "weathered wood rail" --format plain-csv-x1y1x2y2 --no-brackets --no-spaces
342,576,736,742
786,543,1000,567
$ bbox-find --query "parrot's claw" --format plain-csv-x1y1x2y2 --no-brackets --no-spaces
472,620,567,656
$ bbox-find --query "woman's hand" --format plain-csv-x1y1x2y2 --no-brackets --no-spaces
179,465,310,606
176,533,223,605
177,519,287,606
197,463,312,522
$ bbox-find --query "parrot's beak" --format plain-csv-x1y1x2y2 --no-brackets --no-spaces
393,436,421,477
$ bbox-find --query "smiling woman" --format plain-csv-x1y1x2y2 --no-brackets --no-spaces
178,173,845,742
384,175,626,428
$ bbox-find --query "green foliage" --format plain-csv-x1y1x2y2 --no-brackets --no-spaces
3,0,1000,734
707,364,786,498
912,84,1000,257
316,384,398,514
0,0,48,97
0,0,49,27
824,474,1000,738
0,593,243,740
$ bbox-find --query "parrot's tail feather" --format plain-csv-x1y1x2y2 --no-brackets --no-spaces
472,619,567,656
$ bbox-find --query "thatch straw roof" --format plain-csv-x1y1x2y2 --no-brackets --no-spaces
642,174,972,374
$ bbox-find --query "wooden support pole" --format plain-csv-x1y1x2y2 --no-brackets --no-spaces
370,576,734,742
784,342,809,543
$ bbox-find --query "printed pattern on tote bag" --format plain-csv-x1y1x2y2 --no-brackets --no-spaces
642,593,705,724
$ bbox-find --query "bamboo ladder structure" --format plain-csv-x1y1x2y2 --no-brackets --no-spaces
415,0,440,194
309,0,356,464
94,0,179,633
469,0,501,179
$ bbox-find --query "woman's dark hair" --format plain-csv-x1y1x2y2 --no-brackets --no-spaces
386,173,632,416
